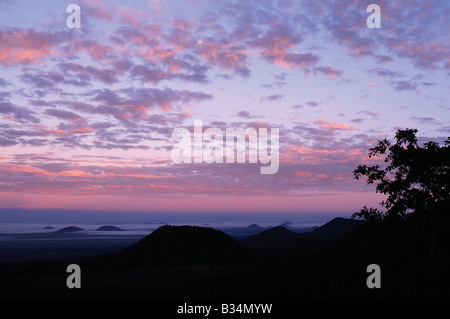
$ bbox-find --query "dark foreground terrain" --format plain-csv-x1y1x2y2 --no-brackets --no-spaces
1,215,450,299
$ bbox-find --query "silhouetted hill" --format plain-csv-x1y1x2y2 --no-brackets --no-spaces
43,226,55,230
309,217,360,239
95,225,124,231
241,218,360,251
119,225,251,265
54,226,85,233
241,226,298,248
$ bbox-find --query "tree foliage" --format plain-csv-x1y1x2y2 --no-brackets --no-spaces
352,129,450,222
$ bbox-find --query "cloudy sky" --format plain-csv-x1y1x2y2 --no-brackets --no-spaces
0,0,448,215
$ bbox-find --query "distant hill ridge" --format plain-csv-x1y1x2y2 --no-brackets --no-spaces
245,224,263,230
54,226,85,233
95,225,125,231
279,221,293,227
241,217,360,250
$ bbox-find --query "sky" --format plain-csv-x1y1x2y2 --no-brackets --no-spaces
0,0,448,216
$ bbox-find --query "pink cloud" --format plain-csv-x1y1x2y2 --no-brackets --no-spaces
314,120,358,130
30,124,94,137
82,1,113,22
71,39,112,60
197,38,249,76
282,145,366,165
3,114,18,122
0,163,53,176
58,170,95,178
114,4,151,27
0,28,60,66
313,66,343,79
114,173,175,179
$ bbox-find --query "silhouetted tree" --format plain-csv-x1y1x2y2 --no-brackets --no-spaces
352,128,450,222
